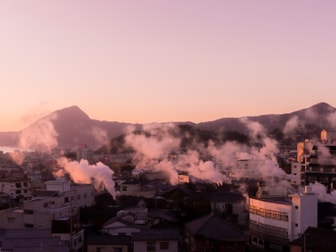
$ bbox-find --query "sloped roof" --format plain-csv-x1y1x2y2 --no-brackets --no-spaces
33,190,59,197
291,226,336,250
133,228,180,241
86,233,131,245
185,214,246,242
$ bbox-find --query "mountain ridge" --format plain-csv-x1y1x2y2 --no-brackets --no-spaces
0,102,335,150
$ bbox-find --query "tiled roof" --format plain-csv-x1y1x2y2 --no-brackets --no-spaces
185,214,246,242
132,228,180,241
86,233,131,245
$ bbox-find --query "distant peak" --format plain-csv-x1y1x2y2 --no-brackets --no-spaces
54,105,90,120
309,102,335,111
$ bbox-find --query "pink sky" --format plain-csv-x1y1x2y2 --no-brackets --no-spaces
1,1,336,131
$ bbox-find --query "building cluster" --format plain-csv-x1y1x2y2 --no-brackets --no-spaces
0,131,336,251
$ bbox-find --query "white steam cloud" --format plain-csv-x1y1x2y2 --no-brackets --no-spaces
124,119,289,188
283,115,299,135
19,113,58,152
56,157,117,198
310,181,336,204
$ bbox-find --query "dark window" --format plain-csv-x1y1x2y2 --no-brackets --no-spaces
114,248,123,252
160,242,169,249
147,241,156,251
24,209,33,214
24,223,34,228
225,203,233,214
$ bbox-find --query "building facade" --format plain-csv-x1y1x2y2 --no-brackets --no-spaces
249,186,317,251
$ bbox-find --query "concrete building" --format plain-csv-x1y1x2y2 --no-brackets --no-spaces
291,129,336,190
0,178,95,230
77,145,94,164
249,186,318,251
0,177,31,202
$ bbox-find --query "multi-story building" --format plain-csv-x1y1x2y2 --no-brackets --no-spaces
77,145,94,164
291,129,336,190
0,177,95,229
0,177,31,202
249,186,318,251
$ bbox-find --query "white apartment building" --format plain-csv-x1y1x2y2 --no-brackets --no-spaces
249,186,317,251
0,178,31,201
291,129,336,189
0,177,95,229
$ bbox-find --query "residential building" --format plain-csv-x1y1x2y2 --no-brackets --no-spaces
86,233,131,252
77,145,94,163
133,228,180,252
249,186,318,251
184,213,247,252
292,129,336,190
209,192,248,226
119,180,155,198
1,228,69,252
0,177,31,202
51,216,84,252
290,226,336,252
0,178,95,229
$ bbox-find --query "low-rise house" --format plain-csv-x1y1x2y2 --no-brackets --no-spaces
86,233,131,252
119,180,155,198
133,228,180,252
51,215,84,252
184,213,247,252
0,207,23,229
290,227,336,252
101,217,147,236
1,228,69,252
208,192,248,226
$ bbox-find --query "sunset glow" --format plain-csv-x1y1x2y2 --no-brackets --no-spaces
1,1,336,131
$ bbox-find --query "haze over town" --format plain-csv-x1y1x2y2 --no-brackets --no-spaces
1,1,336,131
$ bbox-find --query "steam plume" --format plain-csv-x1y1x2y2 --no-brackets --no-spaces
56,157,117,198
19,113,58,152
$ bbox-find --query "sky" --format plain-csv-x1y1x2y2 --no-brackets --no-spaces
1,0,336,132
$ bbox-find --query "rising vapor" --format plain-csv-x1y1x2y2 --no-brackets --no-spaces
56,157,117,198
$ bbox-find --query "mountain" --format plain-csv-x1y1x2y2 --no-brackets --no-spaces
0,102,335,150
198,102,336,135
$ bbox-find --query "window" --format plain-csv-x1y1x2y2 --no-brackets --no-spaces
114,248,123,252
295,206,299,209
95,247,103,252
24,223,34,228
160,242,169,250
225,203,233,215
8,217,15,223
24,209,33,214
147,241,156,251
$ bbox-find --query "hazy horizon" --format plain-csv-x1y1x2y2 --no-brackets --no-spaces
1,1,336,131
